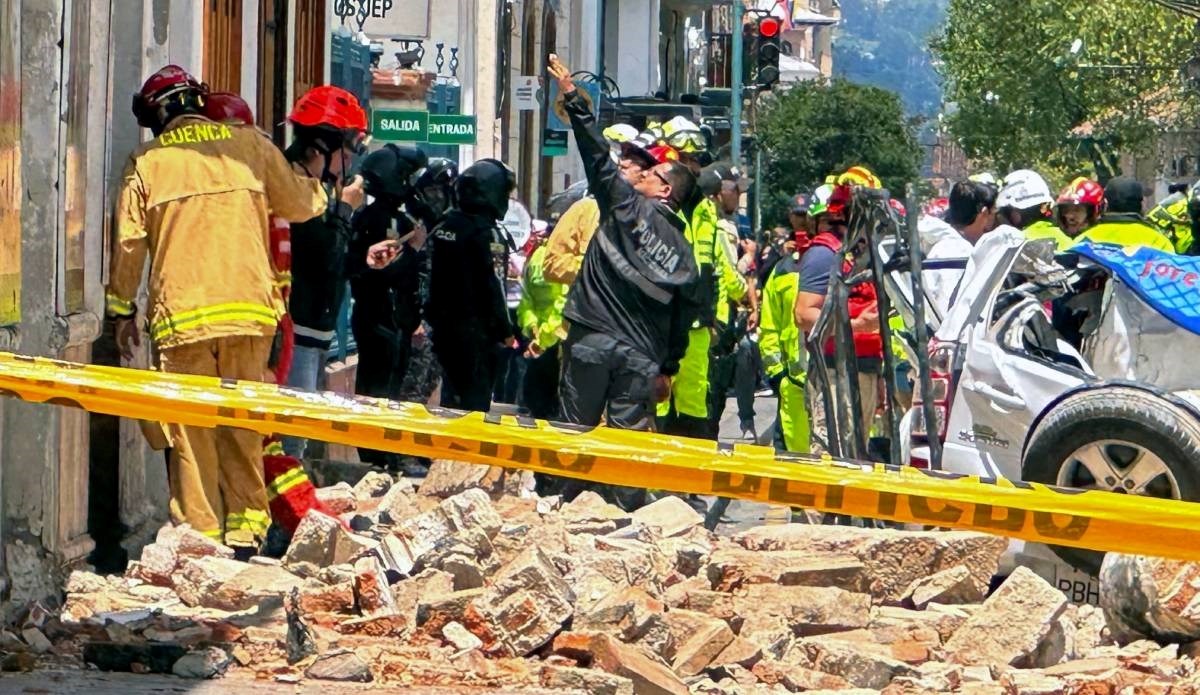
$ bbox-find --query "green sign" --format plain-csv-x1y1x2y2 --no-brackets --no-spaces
428,115,477,145
371,110,476,145
371,109,428,141
542,128,568,157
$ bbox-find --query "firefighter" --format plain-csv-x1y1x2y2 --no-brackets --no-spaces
793,176,884,456
281,87,369,459
425,159,518,412
108,66,330,555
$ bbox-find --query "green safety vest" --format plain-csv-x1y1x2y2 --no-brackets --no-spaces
1078,217,1175,253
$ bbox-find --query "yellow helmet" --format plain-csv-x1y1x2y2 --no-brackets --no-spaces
660,116,707,153
602,123,639,144
837,166,882,189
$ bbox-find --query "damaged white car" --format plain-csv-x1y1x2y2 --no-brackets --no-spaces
886,227,1200,600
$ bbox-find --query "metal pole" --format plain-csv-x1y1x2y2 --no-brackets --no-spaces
906,183,943,469
597,0,607,81
753,140,763,238
731,0,744,166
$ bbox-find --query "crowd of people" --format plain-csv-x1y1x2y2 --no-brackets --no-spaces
104,58,1200,555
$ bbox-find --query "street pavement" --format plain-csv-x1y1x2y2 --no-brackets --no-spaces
707,394,793,533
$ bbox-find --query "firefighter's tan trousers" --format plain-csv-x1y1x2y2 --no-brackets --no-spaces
158,336,273,548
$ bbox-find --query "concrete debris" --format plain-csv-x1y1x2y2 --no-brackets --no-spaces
419,459,504,498
305,649,374,682
20,627,52,654
629,496,703,538
171,646,232,679
352,471,393,501
41,465,1200,690
315,482,357,515
944,566,1069,668
283,510,358,571
902,564,981,609
443,620,484,653
353,555,398,617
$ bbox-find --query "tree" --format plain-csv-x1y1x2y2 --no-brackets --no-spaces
755,79,923,225
834,0,948,117
933,0,1196,175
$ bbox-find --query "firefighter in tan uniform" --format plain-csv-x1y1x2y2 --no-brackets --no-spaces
106,66,334,554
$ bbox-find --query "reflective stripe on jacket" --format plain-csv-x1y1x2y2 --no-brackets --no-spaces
107,115,327,348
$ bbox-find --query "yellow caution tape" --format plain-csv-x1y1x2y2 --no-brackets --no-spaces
2,351,1200,560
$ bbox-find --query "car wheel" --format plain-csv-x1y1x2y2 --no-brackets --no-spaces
1022,386,1200,576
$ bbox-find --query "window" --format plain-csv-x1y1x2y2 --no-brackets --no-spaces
202,0,244,93
258,0,289,143
294,0,326,99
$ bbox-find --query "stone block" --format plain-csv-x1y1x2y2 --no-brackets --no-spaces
945,566,1069,668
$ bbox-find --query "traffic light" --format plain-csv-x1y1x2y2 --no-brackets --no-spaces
743,14,782,89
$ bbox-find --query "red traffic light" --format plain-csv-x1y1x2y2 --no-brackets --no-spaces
758,17,782,38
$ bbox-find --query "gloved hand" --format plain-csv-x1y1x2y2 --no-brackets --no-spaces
768,371,785,396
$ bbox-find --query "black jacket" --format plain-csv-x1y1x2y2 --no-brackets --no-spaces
425,209,512,346
560,90,702,375
347,201,424,339
289,201,354,349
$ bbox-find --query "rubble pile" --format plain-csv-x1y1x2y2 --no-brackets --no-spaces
7,460,1200,692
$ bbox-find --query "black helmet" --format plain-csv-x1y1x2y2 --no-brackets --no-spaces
456,158,517,220
416,158,459,189
414,158,458,218
359,144,428,201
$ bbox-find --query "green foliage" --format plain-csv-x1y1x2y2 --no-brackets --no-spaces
834,0,948,116
933,0,1197,173
756,79,923,224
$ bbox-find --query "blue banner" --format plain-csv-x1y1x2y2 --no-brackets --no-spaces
1072,241,1200,335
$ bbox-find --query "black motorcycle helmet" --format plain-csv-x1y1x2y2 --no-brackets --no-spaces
415,158,459,218
358,144,428,203
456,158,517,221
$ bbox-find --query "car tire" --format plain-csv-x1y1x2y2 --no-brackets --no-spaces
1022,386,1200,576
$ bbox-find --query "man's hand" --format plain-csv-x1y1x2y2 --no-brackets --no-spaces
739,238,758,257
340,175,365,210
851,303,881,334
746,308,760,333
524,341,543,359
653,375,672,403
410,221,428,250
115,316,141,361
367,239,401,269
548,54,576,94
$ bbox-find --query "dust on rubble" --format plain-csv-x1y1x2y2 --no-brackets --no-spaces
5,459,1198,693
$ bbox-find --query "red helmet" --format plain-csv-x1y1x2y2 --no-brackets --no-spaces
203,92,254,126
132,64,207,131
1056,177,1104,213
288,85,367,133
922,197,949,219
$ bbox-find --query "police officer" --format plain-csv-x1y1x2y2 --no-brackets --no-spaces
424,159,518,412
1078,177,1175,252
349,144,428,469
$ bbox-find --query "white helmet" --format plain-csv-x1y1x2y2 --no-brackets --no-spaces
997,169,1054,210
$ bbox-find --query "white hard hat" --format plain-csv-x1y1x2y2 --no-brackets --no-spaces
996,169,1054,210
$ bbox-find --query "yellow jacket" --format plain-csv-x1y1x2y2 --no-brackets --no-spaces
542,197,600,285
107,116,327,349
